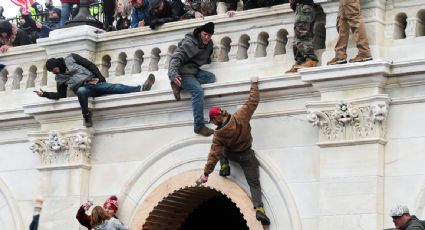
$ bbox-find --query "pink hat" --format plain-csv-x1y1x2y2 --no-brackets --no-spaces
103,195,118,212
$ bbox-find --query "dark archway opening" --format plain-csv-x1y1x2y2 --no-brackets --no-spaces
182,195,248,230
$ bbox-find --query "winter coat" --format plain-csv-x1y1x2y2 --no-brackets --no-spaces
93,218,129,230
204,81,259,175
148,0,186,29
76,206,92,229
183,0,216,18
113,15,131,30
130,0,151,28
401,216,425,230
168,32,213,81
43,53,105,99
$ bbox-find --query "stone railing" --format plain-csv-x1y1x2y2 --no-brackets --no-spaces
1,1,425,110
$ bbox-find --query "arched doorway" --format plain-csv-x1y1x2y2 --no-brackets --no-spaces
142,186,248,230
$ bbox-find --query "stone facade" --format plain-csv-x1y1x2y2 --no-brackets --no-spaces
1,1,425,229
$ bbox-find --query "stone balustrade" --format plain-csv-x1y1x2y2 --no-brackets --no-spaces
0,1,425,97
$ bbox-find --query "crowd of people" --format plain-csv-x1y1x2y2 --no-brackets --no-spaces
0,0,287,54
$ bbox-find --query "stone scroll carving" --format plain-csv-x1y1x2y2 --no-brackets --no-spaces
29,129,93,167
307,102,388,143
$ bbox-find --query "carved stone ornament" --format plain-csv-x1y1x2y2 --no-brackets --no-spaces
307,102,388,143
29,130,93,166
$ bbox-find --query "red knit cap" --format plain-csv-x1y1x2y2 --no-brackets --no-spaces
209,107,221,122
103,195,118,212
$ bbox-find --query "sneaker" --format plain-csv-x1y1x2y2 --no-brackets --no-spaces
142,74,155,91
255,207,271,225
83,112,93,128
327,57,347,65
349,55,373,63
285,65,298,73
194,126,214,137
170,81,181,101
219,163,230,177
295,58,318,68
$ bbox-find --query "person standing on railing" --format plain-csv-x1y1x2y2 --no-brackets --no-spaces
129,0,151,28
197,76,271,226
0,20,32,53
148,0,186,30
285,0,318,73
34,53,155,127
327,0,373,65
60,0,80,27
168,22,216,137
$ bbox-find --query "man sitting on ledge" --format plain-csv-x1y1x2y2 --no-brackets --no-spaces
35,53,155,127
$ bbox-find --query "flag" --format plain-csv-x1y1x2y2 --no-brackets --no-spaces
10,0,35,14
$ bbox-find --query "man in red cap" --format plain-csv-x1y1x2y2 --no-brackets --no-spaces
198,76,271,225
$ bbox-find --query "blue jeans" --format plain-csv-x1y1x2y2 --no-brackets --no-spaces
60,3,79,27
181,70,216,131
76,82,141,115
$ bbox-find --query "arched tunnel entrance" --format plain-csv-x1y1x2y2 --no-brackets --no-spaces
142,186,248,230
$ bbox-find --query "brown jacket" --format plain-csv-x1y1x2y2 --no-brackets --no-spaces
204,82,259,175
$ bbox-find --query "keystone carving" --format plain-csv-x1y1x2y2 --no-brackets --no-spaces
307,102,388,143
30,130,93,166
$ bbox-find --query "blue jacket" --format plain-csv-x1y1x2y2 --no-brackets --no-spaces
130,1,151,28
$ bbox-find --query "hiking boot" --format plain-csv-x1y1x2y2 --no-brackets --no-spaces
295,58,318,68
327,57,347,65
83,112,93,128
255,207,271,225
194,126,214,137
349,55,373,63
170,81,181,101
219,163,230,177
285,65,298,73
142,74,155,91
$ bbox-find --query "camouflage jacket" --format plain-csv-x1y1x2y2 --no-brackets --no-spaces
183,0,217,18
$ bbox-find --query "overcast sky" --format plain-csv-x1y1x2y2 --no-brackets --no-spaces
2,0,62,19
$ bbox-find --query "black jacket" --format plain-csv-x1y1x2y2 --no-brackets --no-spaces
149,0,185,30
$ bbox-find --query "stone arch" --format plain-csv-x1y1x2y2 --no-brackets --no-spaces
0,177,24,230
120,137,301,230
12,68,23,90
0,68,8,91
164,45,177,70
132,50,144,74
141,180,249,229
314,5,326,49
148,48,161,72
237,34,251,60
416,9,425,37
255,32,269,58
27,65,37,88
394,12,407,39
116,52,127,76
101,55,111,78
275,29,288,55
219,36,232,62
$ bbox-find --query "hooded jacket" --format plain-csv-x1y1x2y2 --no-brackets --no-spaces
148,0,185,29
204,81,259,175
43,53,105,99
168,31,213,81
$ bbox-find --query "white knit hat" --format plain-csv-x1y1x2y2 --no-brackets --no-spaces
389,204,409,217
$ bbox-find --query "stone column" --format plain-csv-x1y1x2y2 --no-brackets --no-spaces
28,128,94,229
303,61,391,230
